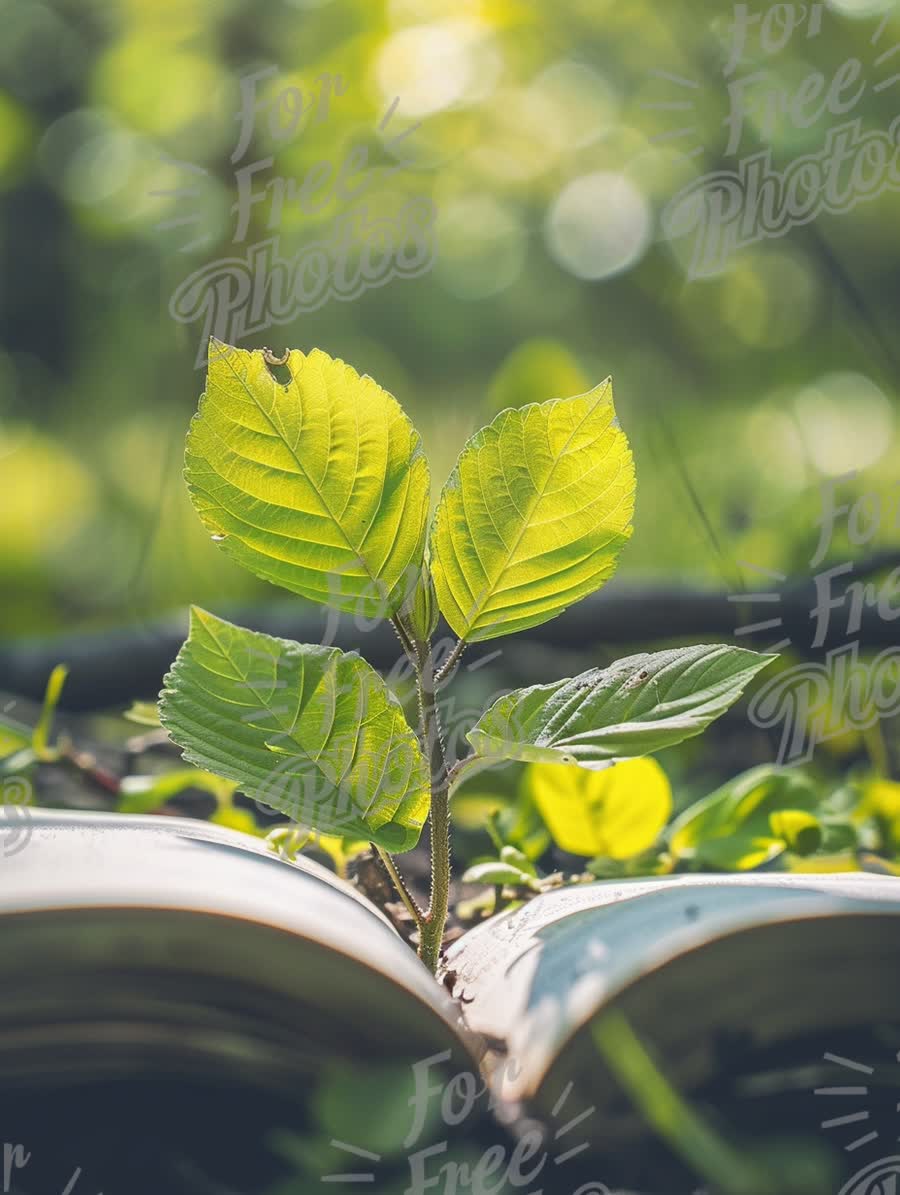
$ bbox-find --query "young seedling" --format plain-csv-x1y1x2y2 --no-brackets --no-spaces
159,340,774,973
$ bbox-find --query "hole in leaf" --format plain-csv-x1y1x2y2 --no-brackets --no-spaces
262,347,292,385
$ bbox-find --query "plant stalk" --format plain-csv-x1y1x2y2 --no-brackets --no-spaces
417,641,451,974
375,633,452,974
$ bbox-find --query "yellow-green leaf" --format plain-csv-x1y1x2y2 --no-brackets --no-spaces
32,663,68,761
529,757,672,858
0,714,30,760
211,805,261,836
159,608,429,851
186,342,430,619
430,380,635,642
124,700,162,727
787,852,861,874
696,835,784,871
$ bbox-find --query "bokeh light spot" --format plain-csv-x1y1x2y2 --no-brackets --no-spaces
545,172,652,280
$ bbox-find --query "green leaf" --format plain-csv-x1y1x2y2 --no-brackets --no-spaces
586,852,669,878
529,756,672,858
186,342,430,619
669,765,823,871
819,819,861,853
123,700,162,727
500,843,537,875
430,380,635,642
859,778,900,850
266,824,313,860
159,608,429,851
395,562,439,643
693,834,784,871
0,748,35,778
118,768,236,814
462,860,538,888
467,645,776,767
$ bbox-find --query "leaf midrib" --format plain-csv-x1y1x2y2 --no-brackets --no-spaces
463,389,612,633
220,351,380,585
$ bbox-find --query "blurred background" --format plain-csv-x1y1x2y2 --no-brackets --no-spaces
2,0,898,648
1,7,899,1189
0,0,894,755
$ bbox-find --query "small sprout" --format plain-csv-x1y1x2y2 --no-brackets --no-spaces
161,342,775,975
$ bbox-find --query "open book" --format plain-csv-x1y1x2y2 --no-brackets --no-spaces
2,809,900,1195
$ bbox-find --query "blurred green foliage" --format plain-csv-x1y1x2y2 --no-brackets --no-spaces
1,0,899,641
460,757,900,899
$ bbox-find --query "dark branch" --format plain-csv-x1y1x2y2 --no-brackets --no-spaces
3,555,898,711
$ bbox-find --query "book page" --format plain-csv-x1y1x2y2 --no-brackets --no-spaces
1,809,474,1067
444,873,900,1103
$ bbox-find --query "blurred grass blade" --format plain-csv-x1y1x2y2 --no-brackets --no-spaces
32,663,68,761
593,1010,776,1195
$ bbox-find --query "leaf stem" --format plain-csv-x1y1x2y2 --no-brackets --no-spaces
375,844,425,932
434,638,466,687
389,615,418,667
446,753,498,794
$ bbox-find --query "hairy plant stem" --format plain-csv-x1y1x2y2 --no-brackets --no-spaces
379,626,452,974
389,615,417,668
416,641,451,973
375,844,425,932
434,637,466,687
